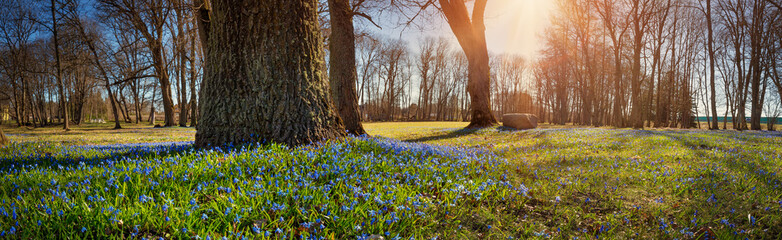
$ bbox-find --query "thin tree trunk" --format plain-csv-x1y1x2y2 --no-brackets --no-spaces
50,0,68,131
177,3,189,127
630,5,644,129
748,0,764,130
149,83,157,125
706,0,719,130
189,33,198,127
150,45,176,127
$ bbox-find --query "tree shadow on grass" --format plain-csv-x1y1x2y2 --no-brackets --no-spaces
0,141,194,172
646,131,782,214
406,127,481,143
408,124,560,142
522,130,781,238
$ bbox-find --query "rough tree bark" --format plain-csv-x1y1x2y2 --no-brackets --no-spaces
328,0,366,135
196,0,345,147
439,0,498,128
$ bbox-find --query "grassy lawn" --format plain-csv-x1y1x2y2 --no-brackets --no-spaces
0,122,780,239
3,123,195,145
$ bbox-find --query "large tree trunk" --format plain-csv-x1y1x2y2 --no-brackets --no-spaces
465,54,496,127
439,0,497,128
196,0,345,147
328,0,366,136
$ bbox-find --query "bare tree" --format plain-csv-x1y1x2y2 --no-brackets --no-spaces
97,0,176,127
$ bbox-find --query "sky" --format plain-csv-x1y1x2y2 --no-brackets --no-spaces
483,0,555,60
367,0,555,60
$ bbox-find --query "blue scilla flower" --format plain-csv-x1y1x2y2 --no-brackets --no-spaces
82,227,87,233
201,213,208,220
707,194,717,203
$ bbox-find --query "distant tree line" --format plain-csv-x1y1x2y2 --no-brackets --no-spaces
535,0,782,130
352,35,534,123
0,0,201,129
0,0,535,133
2,0,779,146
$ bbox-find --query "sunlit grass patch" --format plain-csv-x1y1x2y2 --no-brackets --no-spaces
3,123,195,145
0,122,780,239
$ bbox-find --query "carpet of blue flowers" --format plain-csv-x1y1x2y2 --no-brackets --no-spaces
0,135,525,239
0,122,781,239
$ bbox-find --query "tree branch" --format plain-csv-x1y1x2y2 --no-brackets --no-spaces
352,11,382,29
765,0,782,10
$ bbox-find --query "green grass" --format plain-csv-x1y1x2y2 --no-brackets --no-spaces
3,122,195,145
0,122,780,239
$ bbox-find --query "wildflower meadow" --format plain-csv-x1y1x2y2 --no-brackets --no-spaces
0,122,780,239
